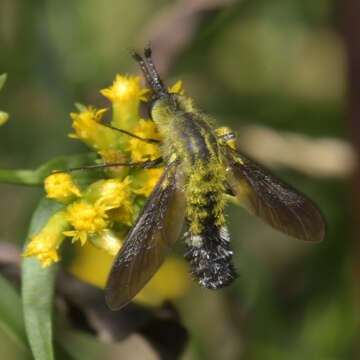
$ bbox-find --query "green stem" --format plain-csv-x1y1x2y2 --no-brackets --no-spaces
0,168,44,186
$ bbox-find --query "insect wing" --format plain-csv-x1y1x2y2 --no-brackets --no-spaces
105,164,186,310
225,148,325,242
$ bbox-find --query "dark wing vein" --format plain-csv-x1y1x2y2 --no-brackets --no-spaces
225,148,325,242
105,163,186,310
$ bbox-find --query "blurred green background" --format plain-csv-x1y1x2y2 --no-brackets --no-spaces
0,0,357,359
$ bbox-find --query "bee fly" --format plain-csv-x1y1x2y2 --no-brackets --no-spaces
103,47,325,310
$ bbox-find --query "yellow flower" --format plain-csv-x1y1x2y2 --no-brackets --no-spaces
127,119,163,162
97,177,132,209
133,168,164,197
98,149,128,177
110,205,134,227
168,80,184,95
98,149,124,163
96,177,134,225
69,106,106,137
63,200,109,245
68,241,190,306
69,106,122,151
101,75,149,103
23,210,70,267
68,241,114,289
134,258,190,306
101,75,149,132
45,173,81,204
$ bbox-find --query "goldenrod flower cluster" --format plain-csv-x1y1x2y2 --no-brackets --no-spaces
23,75,164,266
23,74,190,305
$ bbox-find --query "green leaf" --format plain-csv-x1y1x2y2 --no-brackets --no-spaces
57,331,102,360
0,73,7,91
0,275,29,353
22,198,65,360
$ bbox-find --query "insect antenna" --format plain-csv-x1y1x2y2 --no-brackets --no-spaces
131,50,155,90
131,47,167,97
143,47,166,95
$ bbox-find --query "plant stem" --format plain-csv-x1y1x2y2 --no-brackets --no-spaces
0,169,44,186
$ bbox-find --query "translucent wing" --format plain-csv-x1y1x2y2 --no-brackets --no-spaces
105,163,186,310
225,148,325,242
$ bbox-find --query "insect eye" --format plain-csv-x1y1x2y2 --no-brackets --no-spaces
149,98,160,120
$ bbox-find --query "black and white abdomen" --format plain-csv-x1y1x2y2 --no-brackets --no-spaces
184,223,237,289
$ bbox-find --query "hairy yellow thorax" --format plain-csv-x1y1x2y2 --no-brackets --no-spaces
151,94,226,235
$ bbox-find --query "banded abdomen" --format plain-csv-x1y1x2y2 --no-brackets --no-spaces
169,112,236,289
183,160,237,289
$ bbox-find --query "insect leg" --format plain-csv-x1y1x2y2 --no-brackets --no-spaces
223,182,235,196
99,122,161,144
53,157,163,174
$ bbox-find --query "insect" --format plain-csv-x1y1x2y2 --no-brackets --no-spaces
104,47,325,310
